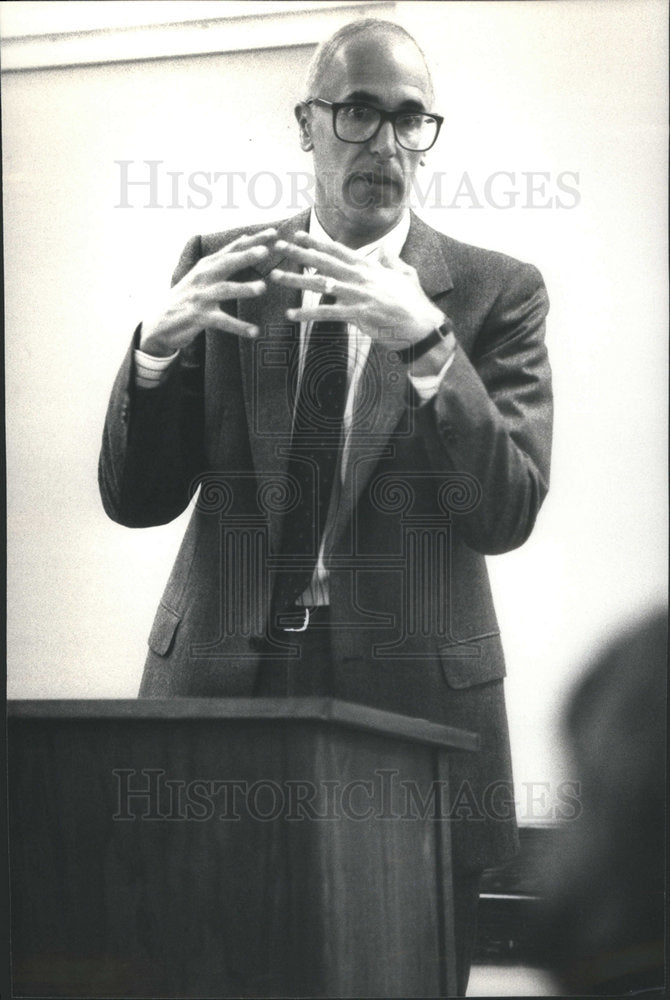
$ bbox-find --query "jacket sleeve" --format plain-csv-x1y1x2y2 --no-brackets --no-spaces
416,262,552,555
98,236,207,527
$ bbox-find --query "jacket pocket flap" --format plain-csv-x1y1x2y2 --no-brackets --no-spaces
148,603,181,657
439,631,506,689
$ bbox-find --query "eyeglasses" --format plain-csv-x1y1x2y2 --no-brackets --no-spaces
306,99,443,152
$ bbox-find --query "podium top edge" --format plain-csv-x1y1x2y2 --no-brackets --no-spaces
7,697,479,752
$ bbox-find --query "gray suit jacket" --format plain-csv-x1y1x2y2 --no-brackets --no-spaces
99,209,552,869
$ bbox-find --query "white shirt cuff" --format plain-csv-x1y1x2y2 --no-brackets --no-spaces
134,348,180,389
407,352,456,401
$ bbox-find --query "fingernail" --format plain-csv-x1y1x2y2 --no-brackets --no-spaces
295,230,308,239
249,325,259,336
286,309,296,319
274,239,287,250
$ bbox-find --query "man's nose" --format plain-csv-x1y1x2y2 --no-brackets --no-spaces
368,119,397,158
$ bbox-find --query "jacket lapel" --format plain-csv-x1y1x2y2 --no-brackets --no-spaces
330,212,455,550
400,211,454,300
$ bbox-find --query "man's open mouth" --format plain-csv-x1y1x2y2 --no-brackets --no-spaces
357,171,401,190
345,172,403,207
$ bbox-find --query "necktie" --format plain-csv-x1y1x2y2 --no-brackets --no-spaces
273,296,348,611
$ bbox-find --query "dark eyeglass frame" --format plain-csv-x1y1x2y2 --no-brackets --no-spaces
305,98,444,152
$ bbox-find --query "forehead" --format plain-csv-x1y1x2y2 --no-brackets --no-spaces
320,33,432,108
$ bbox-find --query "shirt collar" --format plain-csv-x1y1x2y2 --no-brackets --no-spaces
308,208,410,262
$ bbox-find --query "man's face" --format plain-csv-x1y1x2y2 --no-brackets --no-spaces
300,33,434,247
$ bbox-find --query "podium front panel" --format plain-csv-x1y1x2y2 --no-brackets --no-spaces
8,700,472,997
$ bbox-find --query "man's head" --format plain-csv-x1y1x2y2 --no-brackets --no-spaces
295,20,438,248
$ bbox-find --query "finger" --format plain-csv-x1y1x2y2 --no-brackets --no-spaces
273,241,358,281
268,269,344,295
204,244,271,277
291,230,360,265
270,269,368,305
224,228,278,253
285,304,353,323
210,278,267,300
205,309,260,338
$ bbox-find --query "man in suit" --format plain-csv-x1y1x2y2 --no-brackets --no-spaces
100,18,552,994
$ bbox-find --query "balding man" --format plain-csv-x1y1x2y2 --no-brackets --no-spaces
100,18,552,994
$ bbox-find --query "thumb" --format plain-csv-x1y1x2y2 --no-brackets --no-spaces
378,246,402,269
379,246,414,276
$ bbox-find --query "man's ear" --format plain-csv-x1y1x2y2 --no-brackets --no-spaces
294,103,313,151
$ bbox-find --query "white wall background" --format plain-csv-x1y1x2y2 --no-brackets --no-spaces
3,0,667,809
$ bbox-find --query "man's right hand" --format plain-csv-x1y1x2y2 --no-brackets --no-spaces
139,228,277,357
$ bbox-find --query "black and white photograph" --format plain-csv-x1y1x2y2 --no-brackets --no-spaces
3,1,667,996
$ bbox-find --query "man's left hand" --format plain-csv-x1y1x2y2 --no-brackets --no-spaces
270,230,445,347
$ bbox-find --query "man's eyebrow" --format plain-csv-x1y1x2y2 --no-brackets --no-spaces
341,90,427,111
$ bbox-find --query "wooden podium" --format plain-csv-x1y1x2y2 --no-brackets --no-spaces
8,698,478,998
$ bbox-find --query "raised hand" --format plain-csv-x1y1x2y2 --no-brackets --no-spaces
269,230,445,347
139,228,278,357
